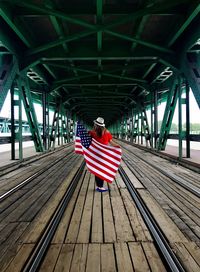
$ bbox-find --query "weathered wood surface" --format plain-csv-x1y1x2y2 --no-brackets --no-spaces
1,142,200,271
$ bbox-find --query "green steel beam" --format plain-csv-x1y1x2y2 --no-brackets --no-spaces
9,0,190,32
44,0,81,83
0,57,18,112
6,0,187,59
131,15,149,51
168,3,200,46
0,19,22,56
106,30,174,54
43,64,57,79
26,30,96,55
96,0,103,52
14,5,181,16
53,74,95,85
16,76,44,152
6,1,97,30
157,78,179,150
50,65,147,83
0,5,31,47
21,46,175,71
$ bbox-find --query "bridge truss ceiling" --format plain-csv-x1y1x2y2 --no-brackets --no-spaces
0,0,199,156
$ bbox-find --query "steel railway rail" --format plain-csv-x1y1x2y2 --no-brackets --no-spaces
22,161,85,272
119,166,185,272
122,144,200,198
0,143,74,178
18,162,185,272
0,149,75,203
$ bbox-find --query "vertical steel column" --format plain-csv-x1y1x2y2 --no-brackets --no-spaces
185,81,190,158
140,110,143,145
18,87,23,161
42,88,47,150
130,108,134,143
178,77,183,160
154,89,158,148
10,85,23,161
151,92,154,149
57,104,60,146
10,84,15,160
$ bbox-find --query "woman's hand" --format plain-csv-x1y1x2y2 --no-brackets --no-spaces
109,140,120,147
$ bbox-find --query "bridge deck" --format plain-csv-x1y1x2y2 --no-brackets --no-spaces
0,143,200,271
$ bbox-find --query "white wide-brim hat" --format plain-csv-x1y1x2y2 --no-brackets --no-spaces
93,117,105,127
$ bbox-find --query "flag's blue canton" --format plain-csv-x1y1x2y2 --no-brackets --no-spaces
77,123,92,148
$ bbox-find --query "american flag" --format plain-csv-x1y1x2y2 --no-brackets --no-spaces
75,122,122,183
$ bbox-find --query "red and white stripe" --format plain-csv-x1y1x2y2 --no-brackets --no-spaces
82,138,122,183
74,136,83,154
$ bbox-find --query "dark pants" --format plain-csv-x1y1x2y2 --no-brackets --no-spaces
95,176,104,187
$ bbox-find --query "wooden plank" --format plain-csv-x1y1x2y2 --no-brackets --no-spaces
114,243,133,272
101,244,116,272
1,160,74,222
2,244,34,272
0,222,18,244
86,244,100,272
21,160,83,243
65,172,90,243
128,242,150,272
52,172,84,244
142,242,167,272
173,242,200,272
54,244,75,272
115,173,126,188
121,160,144,188
102,187,117,243
139,190,188,243
110,185,134,242
0,222,29,270
184,242,200,267
91,186,103,243
120,189,152,242
39,244,62,272
70,244,88,272
77,174,95,243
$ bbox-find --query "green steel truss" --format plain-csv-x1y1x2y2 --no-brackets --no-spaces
157,78,179,150
16,76,44,152
0,56,18,112
0,0,199,157
50,104,60,149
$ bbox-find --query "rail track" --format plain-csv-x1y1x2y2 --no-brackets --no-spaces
1,143,200,271
0,146,75,203
122,143,200,198
11,162,186,272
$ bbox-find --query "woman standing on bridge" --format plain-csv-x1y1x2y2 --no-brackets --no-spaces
89,117,120,192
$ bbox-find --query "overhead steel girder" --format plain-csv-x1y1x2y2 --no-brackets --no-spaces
0,4,31,47
24,28,173,56
52,79,148,91
20,47,176,73
0,17,24,56
7,0,189,53
0,5,53,84
71,102,127,111
0,56,18,112
64,95,136,103
178,14,200,108
54,67,147,84
167,3,200,47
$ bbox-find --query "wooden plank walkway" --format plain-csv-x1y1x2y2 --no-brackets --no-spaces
1,142,200,271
